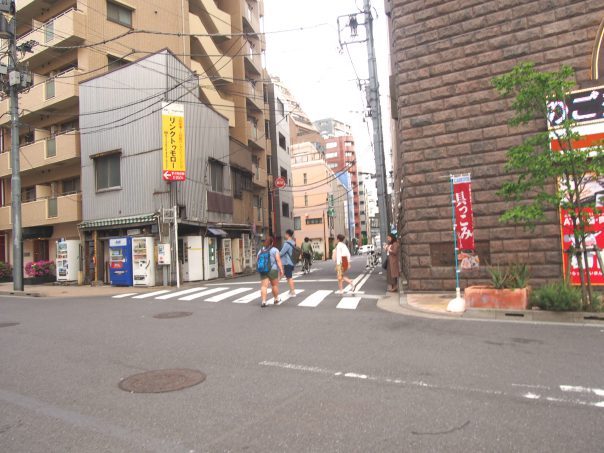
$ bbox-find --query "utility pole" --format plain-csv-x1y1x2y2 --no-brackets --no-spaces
0,1,24,291
338,0,390,260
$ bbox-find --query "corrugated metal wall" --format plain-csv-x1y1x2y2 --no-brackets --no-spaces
80,50,231,225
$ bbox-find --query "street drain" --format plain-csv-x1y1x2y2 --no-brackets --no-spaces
0,323,19,328
119,369,206,393
153,312,193,319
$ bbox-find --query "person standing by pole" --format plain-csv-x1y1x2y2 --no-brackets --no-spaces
280,229,297,297
333,234,355,294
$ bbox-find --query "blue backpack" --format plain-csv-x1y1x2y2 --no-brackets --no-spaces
257,248,272,273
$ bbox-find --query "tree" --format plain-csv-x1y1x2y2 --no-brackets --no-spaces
492,62,604,309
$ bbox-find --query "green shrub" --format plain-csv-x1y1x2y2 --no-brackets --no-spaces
0,262,12,279
313,252,324,261
487,263,529,289
530,281,582,312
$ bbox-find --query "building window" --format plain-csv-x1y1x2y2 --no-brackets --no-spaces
282,202,290,218
306,217,322,225
278,132,287,150
277,99,285,117
62,177,80,195
304,194,308,207
265,120,270,138
232,168,252,199
108,55,129,71
0,128,5,153
45,78,55,99
0,234,6,262
266,156,271,175
361,220,366,225
33,240,49,262
210,160,224,192
325,152,338,159
303,173,307,184
294,216,301,230
95,153,121,191
280,167,288,181
345,151,353,158
21,186,35,203
345,141,354,147
326,142,338,149
46,137,56,158
47,197,58,218
44,20,54,43
328,163,338,169
107,1,132,27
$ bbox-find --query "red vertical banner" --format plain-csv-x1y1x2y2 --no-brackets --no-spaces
452,175,475,251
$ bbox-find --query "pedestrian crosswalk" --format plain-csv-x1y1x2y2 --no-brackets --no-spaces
112,285,377,311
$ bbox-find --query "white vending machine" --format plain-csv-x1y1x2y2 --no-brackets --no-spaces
242,234,252,271
222,238,233,278
132,237,156,287
231,238,242,274
203,236,219,280
182,236,203,282
56,240,79,282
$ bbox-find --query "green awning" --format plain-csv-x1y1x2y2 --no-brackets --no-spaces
78,213,157,230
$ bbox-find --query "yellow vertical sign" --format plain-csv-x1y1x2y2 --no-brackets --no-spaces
162,102,186,181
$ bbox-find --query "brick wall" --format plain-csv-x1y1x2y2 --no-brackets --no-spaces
388,0,604,290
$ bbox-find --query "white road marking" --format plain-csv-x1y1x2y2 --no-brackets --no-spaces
560,385,604,396
267,289,305,305
512,383,551,390
132,290,171,299
233,290,262,304
205,287,253,302
298,290,332,307
112,293,137,299
155,287,207,300
337,297,361,310
258,361,604,410
178,287,228,301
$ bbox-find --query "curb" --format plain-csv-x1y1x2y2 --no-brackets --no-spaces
0,290,41,298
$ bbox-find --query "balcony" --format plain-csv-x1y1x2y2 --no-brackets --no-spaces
245,80,263,113
15,8,86,68
189,12,233,84
247,119,264,151
0,133,80,178
0,193,82,230
0,68,79,127
252,165,267,188
242,0,260,34
190,0,232,39
243,40,262,76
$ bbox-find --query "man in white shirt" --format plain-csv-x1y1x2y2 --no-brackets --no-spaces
333,234,356,294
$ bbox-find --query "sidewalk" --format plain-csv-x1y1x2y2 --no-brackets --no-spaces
378,290,604,325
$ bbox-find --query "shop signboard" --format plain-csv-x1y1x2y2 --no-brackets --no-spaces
162,102,186,182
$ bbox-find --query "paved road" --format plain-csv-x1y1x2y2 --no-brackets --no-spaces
0,255,603,452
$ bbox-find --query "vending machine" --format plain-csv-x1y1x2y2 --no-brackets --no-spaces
132,237,156,287
222,238,233,278
242,234,252,271
231,238,242,274
182,236,203,282
56,239,79,282
203,236,218,280
109,237,133,286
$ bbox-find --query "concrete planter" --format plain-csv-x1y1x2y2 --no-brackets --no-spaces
465,286,529,310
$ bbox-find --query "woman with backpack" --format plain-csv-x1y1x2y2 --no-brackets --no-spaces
280,229,297,297
257,234,284,307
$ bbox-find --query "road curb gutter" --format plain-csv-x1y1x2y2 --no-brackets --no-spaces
0,290,42,297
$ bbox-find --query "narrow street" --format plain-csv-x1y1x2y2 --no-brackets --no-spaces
1,256,603,452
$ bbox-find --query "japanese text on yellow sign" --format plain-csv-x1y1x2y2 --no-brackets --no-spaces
162,102,186,181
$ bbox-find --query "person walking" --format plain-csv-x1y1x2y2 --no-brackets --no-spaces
333,234,356,294
301,237,313,274
385,233,400,292
280,229,297,297
257,235,284,307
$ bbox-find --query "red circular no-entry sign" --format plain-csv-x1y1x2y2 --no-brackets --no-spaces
274,177,287,189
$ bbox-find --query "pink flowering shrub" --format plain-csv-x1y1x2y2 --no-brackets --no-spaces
25,260,55,277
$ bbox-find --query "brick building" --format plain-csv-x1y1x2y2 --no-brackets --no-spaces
386,1,604,290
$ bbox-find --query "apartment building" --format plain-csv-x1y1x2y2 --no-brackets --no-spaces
265,76,293,244
0,0,269,276
291,142,348,260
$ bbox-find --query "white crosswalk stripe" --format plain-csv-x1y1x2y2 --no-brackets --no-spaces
112,293,137,299
205,287,253,302
132,290,171,299
336,297,361,310
298,290,332,308
266,289,305,305
233,290,262,304
178,287,228,301
155,287,207,300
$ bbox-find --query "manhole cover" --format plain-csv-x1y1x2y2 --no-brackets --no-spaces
119,369,206,393
0,323,19,328
153,311,193,319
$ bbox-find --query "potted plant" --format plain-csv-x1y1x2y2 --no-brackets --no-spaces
0,262,12,282
24,260,56,284
464,264,530,310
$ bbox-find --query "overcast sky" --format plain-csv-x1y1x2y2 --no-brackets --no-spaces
263,0,392,176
